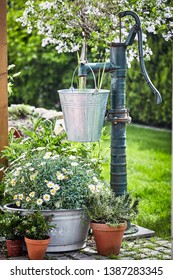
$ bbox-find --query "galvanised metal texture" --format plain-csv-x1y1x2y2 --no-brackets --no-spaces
110,43,128,195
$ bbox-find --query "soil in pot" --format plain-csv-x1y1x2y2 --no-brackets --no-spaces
90,222,127,256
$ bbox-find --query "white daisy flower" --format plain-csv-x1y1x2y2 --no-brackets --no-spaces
11,179,16,186
13,195,18,200
90,158,97,162
39,162,46,166
47,181,54,188
29,167,34,171
26,197,31,202
95,184,103,192
88,184,96,193
69,155,76,160
55,201,60,208
25,163,32,167
35,147,45,151
50,189,56,196
71,162,78,167
62,168,68,174
16,167,22,171
37,198,43,206
30,174,36,181
14,170,20,176
18,194,24,200
29,191,35,198
93,176,98,183
16,201,20,207
53,184,60,191
43,194,50,201
21,176,24,183
56,172,65,180
43,152,52,159
52,154,60,159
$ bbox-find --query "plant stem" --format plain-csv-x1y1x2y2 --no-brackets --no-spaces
79,41,88,90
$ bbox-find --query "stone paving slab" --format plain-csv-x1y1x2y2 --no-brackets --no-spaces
0,235,171,260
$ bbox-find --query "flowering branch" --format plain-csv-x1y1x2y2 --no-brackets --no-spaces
17,0,172,64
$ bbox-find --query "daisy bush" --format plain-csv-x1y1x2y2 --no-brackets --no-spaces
3,148,106,210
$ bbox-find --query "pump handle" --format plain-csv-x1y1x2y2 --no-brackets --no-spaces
119,11,162,104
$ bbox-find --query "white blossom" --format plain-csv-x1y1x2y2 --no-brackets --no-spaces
16,1,173,62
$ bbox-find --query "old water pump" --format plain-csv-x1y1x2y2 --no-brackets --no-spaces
59,11,162,199
78,10,162,196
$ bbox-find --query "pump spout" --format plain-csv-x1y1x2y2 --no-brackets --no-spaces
119,11,162,104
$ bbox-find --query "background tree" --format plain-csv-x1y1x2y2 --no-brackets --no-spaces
8,0,76,108
7,0,172,127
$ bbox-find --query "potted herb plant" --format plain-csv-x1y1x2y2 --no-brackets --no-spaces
22,211,55,260
2,147,103,252
86,186,138,256
0,211,24,257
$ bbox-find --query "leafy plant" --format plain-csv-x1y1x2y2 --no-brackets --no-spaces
86,188,138,227
7,64,21,96
1,117,106,176
0,211,24,240
2,148,105,210
21,211,55,240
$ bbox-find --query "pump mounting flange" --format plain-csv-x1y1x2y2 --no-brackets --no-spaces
107,108,131,124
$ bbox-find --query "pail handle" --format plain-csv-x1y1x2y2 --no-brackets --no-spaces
70,64,98,93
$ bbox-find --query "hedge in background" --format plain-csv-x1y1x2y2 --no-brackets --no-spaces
126,35,171,129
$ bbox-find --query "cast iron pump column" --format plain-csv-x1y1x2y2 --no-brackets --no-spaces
79,11,162,196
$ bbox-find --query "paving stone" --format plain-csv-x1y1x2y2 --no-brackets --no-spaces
157,248,171,254
0,236,172,260
79,255,99,260
66,251,92,260
0,256,7,260
53,256,72,260
47,252,67,257
119,256,134,260
154,240,170,246
82,247,97,255
9,256,28,260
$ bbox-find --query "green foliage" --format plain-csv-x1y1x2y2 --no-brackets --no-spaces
21,211,55,240
86,189,138,227
3,148,104,210
0,211,23,240
7,0,75,109
7,1,172,127
126,35,172,128
7,64,21,96
1,118,105,175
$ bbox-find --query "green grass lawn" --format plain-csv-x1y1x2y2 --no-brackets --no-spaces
101,124,171,239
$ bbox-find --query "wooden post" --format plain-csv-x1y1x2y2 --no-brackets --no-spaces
0,0,8,180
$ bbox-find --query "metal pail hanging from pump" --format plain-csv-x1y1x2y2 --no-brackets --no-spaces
58,66,109,142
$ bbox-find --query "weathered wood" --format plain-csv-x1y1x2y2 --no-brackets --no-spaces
0,0,8,180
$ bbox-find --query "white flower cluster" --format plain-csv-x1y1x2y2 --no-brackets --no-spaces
16,0,172,61
4,148,104,210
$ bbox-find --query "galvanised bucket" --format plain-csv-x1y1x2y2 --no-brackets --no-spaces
58,88,109,142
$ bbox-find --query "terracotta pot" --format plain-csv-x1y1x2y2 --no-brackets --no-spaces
90,222,127,256
24,236,50,260
4,204,90,252
6,239,23,257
